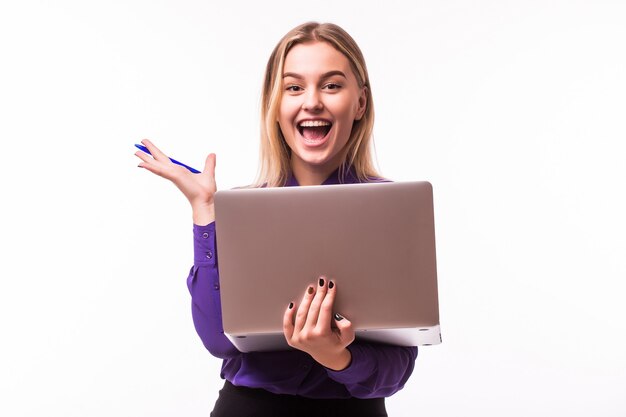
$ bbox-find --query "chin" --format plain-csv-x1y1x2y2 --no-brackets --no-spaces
297,150,334,166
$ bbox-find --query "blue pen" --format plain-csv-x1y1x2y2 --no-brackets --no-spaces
135,144,201,173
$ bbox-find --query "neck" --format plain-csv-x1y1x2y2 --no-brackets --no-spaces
291,162,338,186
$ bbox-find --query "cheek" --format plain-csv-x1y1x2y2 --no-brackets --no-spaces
278,99,297,125
277,102,287,124
334,106,359,134
330,95,360,121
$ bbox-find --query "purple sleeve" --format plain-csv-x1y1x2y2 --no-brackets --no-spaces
326,342,418,398
186,223,239,359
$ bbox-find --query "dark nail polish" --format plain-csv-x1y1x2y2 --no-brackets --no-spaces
334,313,344,321
319,278,325,286
307,286,314,295
328,281,334,289
288,302,294,309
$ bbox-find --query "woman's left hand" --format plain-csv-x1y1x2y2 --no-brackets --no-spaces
283,277,355,371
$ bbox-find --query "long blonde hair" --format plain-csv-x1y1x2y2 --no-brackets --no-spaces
255,22,380,187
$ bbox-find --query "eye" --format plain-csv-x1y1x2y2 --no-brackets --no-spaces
285,84,303,92
324,83,342,90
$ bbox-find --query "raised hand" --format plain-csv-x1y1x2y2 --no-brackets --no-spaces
135,139,217,225
283,277,355,371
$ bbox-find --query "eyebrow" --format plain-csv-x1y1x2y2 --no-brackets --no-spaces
282,70,347,80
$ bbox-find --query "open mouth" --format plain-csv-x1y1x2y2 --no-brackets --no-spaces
297,120,332,143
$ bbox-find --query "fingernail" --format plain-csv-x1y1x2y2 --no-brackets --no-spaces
334,313,344,321
319,278,325,287
307,286,314,295
288,302,294,309
328,281,334,289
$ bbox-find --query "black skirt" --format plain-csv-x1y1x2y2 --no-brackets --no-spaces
210,380,388,417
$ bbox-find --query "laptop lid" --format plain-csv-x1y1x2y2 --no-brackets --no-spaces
214,181,441,352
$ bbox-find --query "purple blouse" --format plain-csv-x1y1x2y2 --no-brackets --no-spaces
186,169,418,399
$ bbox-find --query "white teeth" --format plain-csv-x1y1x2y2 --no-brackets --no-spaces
298,120,331,127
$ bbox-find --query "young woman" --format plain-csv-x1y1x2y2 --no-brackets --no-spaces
135,22,417,417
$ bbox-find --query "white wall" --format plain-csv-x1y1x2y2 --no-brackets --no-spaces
1,1,624,415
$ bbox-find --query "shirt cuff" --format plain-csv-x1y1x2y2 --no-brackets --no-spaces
193,222,217,266
325,344,375,384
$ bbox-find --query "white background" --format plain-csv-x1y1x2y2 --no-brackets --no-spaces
1,1,625,416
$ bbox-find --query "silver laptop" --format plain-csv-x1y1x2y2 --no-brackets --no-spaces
214,181,441,352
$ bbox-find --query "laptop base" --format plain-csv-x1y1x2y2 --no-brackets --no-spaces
226,325,442,353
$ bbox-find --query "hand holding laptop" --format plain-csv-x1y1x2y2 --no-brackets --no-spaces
283,277,355,371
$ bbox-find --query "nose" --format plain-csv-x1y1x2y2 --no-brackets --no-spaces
302,89,323,112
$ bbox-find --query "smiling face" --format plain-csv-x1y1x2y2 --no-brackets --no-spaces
278,41,367,185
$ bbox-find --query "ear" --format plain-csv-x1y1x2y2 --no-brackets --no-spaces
354,86,368,121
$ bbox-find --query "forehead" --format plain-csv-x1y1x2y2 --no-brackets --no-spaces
283,41,353,78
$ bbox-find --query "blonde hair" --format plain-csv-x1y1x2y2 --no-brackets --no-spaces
254,22,380,187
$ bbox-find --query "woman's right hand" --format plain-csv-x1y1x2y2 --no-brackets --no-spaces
135,139,217,225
